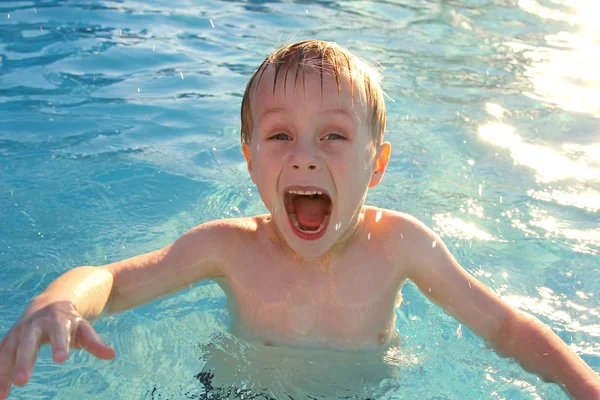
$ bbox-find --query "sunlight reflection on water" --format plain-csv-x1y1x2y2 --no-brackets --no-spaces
517,0,600,116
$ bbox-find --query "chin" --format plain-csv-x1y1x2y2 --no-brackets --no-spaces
281,227,337,260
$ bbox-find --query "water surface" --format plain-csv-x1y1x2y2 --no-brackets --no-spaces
1,1,599,398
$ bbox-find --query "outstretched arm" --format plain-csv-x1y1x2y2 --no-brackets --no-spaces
0,220,229,399
402,218,600,399
0,266,116,399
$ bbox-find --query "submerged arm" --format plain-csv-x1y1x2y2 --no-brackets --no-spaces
402,218,600,399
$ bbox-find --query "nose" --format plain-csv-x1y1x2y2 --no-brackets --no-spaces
294,163,317,171
290,142,321,172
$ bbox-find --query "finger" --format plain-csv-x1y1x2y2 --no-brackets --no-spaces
48,322,71,364
0,333,18,399
77,320,116,360
12,327,42,386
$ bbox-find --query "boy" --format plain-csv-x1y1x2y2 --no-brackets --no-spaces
0,40,598,399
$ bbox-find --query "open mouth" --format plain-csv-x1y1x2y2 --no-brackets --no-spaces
283,188,333,240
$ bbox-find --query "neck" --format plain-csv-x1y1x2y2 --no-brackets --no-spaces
263,206,367,268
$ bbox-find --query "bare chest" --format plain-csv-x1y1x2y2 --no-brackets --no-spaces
221,249,404,347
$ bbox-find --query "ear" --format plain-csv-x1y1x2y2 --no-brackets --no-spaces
242,142,255,183
368,142,391,188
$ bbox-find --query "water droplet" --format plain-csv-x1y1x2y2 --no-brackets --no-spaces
367,232,371,240
499,196,503,204
137,88,140,93
375,210,382,222
152,44,155,51
432,240,436,248
7,14,10,19
478,184,483,196
180,71,184,80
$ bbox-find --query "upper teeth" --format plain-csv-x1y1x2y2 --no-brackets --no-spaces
288,190,323,195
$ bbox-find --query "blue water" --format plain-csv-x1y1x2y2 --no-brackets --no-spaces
1,0,599,398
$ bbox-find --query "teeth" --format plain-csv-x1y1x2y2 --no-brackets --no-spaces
287,190,323,196
290,214,329,234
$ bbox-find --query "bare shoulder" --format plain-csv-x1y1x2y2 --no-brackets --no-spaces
187,215,265,234
362,206,439,269
182,215,268,249
362,206,430,238
365,207,464,277
102,216,269,313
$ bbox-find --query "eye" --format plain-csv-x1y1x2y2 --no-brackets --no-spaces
323,132,345,140
270,132,292,141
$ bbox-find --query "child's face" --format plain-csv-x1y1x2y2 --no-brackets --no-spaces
243,65,390,258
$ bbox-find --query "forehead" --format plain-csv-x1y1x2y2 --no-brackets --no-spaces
250,64,369,120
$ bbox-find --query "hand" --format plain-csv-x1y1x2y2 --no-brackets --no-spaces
0,301,115,399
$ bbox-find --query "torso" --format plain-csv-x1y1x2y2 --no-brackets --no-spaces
215,206,412,350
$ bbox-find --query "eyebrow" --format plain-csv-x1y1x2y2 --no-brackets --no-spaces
320,107,359,126
322,107,356,119
259,107,357,123
259,107,286,121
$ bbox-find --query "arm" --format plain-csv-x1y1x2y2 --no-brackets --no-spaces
402,218,600,399
0,219,230,399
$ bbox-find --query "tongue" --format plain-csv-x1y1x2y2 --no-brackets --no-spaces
293,196,329,229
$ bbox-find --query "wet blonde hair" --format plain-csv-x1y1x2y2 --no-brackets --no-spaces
240,40,386,146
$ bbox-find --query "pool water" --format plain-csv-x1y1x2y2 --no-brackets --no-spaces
1,0,599,398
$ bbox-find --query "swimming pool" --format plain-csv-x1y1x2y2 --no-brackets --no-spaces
1,0,598,398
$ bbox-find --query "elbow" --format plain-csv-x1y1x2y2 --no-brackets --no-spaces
490,310,554,376
98,267,117,315
489,308,529,359
79,266,116,318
